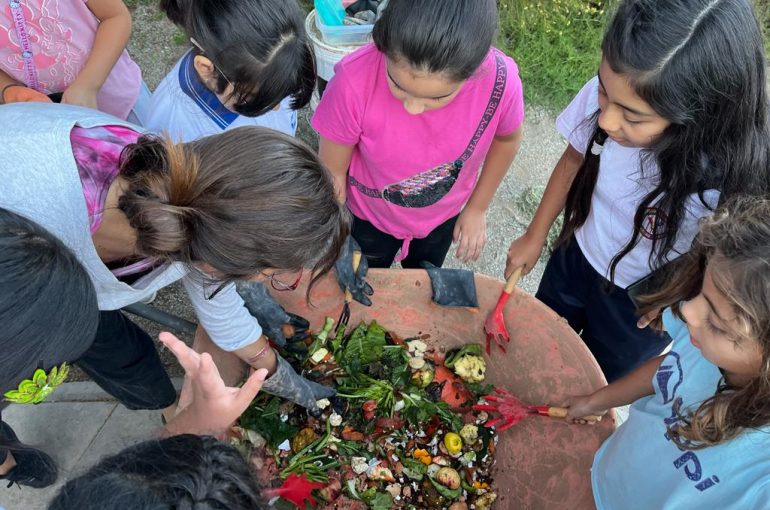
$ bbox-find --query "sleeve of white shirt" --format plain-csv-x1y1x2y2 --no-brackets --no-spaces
555,76,600,154
182,275,262,352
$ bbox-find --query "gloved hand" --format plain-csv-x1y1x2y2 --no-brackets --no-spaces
2,84,53,104
335,235,373,306
237,281,310,348
262,353,335,411
420,261,479,308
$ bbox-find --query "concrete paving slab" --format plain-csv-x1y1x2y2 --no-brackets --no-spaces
73,408,162,473
0,402,117,510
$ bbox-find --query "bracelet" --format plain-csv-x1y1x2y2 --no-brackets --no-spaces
246,343,272,365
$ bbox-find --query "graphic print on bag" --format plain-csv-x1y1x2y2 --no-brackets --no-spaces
348,53,508,208
640,206,668,241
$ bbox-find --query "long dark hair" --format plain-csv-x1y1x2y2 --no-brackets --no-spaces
559,0,770,281
373,0,498,81
160,0,315,117
48,435,264,509
0,209,99,455
118,127,349,295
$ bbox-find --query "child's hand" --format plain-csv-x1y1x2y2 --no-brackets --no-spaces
2,84,52,104
160,332,268,436
563,394,608,425
61,80,99,110
637,308,663,330
453,206,487,262
505,232,546,278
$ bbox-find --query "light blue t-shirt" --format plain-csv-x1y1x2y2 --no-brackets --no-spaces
592,309,770,509
145,50,298,143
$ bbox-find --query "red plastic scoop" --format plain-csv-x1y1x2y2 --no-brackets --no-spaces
484,267,522,354
473,388,602,430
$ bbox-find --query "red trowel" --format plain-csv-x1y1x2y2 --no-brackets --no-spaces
484,266,523,354
473,388,602,430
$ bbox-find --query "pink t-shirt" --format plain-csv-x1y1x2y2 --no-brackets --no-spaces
0,0,142,119
312,44,524,260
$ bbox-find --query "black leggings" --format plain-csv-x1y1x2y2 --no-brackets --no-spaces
536,237,671,382
76,310,177,410
352,215,458,269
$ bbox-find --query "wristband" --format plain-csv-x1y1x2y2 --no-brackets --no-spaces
246,343,272,365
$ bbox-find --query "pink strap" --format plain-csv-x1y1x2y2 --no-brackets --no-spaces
110,258,159,278
394,237,412,263
8,0,40,91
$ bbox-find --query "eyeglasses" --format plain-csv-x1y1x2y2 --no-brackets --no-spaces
262,270,303,292
190,37,234,87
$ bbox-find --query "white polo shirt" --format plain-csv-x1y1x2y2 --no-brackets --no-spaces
145,50,298,142
556,77,720,288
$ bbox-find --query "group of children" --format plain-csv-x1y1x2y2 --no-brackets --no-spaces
1,0,770,507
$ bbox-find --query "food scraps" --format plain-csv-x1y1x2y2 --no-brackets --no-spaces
236,322,499,509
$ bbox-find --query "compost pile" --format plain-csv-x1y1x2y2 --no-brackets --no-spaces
234,319,500,510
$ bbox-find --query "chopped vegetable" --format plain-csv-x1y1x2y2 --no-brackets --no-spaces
459,424,479,444
239,322,497,509
453,355,487,383
435,467,462,490
410,366,434,388
310,347,330,364
443,432,463,455
329,412,343,427
413,449,432,465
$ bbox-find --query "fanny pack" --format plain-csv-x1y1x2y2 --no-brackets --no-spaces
349,52,508,209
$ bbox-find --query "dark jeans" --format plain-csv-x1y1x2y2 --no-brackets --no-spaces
536,238,671,382
352,215,459,269
76,310,177,410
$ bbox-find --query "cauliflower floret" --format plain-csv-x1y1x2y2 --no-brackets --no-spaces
453,355,486,383
459,424,479,444
329,412,343,427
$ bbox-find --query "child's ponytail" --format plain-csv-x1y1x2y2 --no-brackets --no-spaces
118,137,200,259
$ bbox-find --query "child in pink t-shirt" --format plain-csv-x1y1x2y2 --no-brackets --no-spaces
0,0,145,121
313,0,524,269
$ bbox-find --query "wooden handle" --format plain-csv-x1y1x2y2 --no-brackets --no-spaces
344,251,363,303
547,406,602,423
503,266,523,294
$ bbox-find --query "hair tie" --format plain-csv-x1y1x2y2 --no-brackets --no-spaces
590,140,605,156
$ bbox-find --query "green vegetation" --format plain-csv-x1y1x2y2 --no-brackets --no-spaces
496,0,610,111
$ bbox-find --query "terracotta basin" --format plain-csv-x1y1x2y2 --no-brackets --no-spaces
270,269,615,509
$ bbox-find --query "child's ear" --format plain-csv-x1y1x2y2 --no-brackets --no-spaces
193,55,217,85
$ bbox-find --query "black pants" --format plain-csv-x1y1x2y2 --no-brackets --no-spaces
76,310,177,410
536,238,671,382
352,215,458,269
0,310,176,463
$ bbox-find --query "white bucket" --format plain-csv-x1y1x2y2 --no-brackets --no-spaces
305,10,368,84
